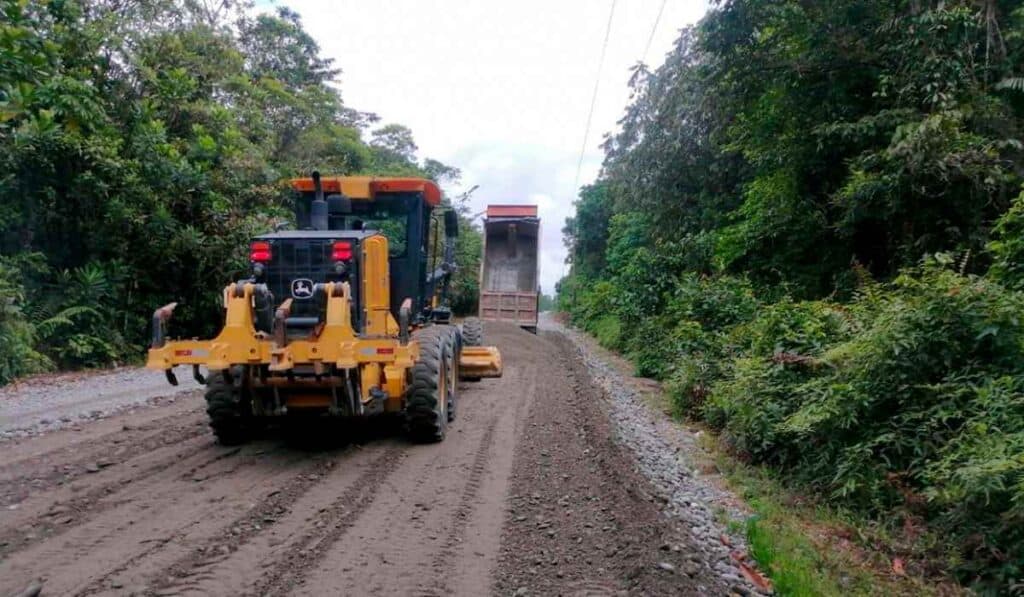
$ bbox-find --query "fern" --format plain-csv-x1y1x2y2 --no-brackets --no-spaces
995,77,1024,92
34,305,102,337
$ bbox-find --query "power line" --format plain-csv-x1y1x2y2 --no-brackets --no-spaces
642,0,668,64
572,0,617,195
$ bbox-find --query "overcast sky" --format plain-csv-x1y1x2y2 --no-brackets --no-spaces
262,0,710,293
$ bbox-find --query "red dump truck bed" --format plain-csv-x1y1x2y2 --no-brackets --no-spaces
479,205,540,332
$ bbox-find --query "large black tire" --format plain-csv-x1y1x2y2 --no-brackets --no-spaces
204,369,252,446
446,328,460,423
406,326,456,443
462,317,483,347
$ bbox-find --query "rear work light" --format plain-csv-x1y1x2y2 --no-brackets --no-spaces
250,241,272,263
332,241,353,261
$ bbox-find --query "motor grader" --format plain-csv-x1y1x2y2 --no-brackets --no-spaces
146,173,502,444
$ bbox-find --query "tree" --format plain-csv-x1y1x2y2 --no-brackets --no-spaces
0,0,477,371
370,123,419,172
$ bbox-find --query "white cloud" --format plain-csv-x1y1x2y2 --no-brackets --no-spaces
269,0,709,292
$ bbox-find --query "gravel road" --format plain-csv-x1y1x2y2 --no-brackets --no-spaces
0,321,765,596
0,368,203,440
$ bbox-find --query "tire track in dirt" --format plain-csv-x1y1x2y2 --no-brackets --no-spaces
294,324,538,597
0,322,592,596
0,440,312,596
70,444,309,596
133,446,374,597
0,407,207,507
0,432,212,559
244,445,407,596
417,416,501,596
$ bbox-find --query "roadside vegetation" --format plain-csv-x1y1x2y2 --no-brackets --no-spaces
560,1,1024,592
0,0,481,383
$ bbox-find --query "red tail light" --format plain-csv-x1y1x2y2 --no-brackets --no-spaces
332,241,352,261
250,241,272,263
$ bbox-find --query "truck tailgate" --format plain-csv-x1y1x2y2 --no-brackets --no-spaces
479,291,538,325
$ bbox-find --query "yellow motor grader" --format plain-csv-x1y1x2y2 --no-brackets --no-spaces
146,173,501,444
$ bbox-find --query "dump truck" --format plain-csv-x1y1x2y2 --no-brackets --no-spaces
146,173,502,445
479,205,540,333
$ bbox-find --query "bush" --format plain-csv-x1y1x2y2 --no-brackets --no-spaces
920,375,1024,583
654,275,759,414
704,300,848,461
665,273,760,332
700,260,1024,588
988,187,1024,291
590,315,623,350
28,261,138,369
0,258,51,383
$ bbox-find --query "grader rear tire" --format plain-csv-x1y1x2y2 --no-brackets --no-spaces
447,328,459,423
205,369,251,446
462,317,483,347
406,327,454,443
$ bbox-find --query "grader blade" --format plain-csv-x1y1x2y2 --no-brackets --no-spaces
459,345,503,379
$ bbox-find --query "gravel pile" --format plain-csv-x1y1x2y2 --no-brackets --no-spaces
0,367,202,440
548,317,770,595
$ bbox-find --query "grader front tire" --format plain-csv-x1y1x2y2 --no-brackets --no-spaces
462,317,483,347
406,327,458,443
446,329,459,423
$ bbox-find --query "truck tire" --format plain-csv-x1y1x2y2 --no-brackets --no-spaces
407,327,453,443
462,317,483,347
205,369,251,446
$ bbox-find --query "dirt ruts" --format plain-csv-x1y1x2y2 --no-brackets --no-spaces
0,322,748,596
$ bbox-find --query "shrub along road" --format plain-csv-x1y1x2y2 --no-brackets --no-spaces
0,322,764,596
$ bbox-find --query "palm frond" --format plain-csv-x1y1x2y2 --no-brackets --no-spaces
995,77,1024,92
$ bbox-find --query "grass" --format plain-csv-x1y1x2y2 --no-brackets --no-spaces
708,443,950,596
744,499,866,596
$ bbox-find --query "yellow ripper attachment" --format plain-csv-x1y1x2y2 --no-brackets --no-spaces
146,283,273,384
459,345,503,379
146,281,419,398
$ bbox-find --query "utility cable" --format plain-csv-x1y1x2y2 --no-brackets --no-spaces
642,0,668,64
572,0,617,194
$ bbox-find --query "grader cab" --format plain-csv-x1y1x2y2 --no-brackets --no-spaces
146,173,501,444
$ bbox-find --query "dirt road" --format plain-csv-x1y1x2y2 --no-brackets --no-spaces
0,323,754,596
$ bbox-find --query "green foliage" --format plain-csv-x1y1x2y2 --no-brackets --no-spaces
0,0,478,374
562,183,613,280
0,256,50,383
30,261,137,368
562,0,1024,588
450,215,483,316
746,514,837,597
591,315,623,351
988,188,1024,290
713,264,1024,587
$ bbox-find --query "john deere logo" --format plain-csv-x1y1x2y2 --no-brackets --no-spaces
291,279,314,299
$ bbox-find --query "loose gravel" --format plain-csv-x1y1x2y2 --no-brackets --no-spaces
0,367,202,440
546,316,770,595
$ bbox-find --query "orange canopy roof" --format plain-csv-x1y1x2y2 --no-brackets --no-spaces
290,176,442,207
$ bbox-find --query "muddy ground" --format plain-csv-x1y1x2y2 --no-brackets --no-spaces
0,323,749,596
